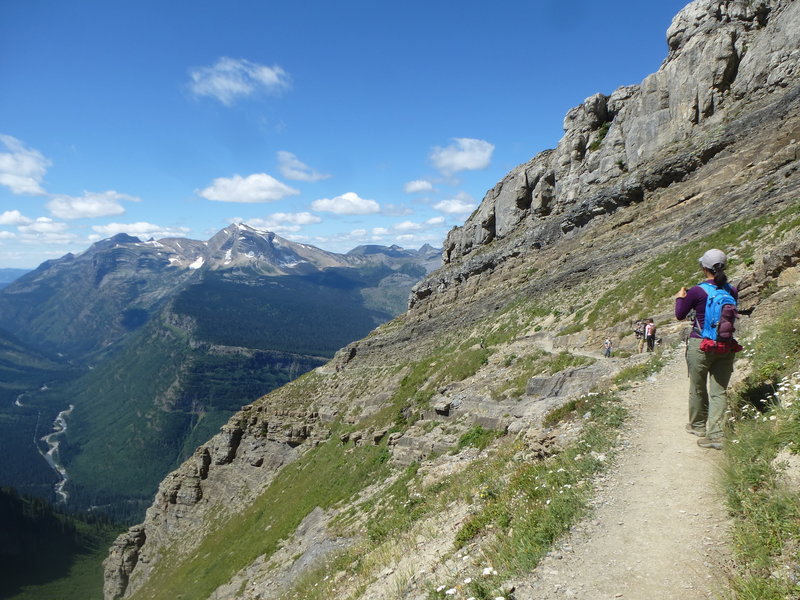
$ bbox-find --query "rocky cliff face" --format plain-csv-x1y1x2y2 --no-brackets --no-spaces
413,0,798,309
103,1,800,598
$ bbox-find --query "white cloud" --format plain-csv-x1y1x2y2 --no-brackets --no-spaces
18,231,78,245
17,218,76,245
394,220,423,232
311,192,380,215
430,138,494,175
372,227,390,236
277,151,330,182
388,217,448,234
47,190,140,219
0,231,16,239
243,211,321,234
434,192,477,215
91,222,191,239
198,173,299,203
18,217,68,234
0,209,33,226
188,57,290,106
0,135,51,195
403,179,433,193
269,211,322,225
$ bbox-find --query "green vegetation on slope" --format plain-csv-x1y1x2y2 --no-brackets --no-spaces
60,311,324,523
173,270,394,357
0,330,76,500
580,203,800,330
0,487,119,600
280,392,627,600
127,436,393,600
723,299,800,599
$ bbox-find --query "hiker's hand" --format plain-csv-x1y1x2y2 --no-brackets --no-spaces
675,287,687,299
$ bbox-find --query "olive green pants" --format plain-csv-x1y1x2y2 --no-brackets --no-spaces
686,337,735,440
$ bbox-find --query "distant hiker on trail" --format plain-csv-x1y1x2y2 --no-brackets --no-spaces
603,337,613,358
645,319,656,352
674,248,741,450
634,320,646,353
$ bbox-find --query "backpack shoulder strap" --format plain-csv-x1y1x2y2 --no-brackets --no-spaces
693,282,715,335
698,281,716,294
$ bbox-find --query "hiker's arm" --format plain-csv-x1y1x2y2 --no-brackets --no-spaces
675,286,699,320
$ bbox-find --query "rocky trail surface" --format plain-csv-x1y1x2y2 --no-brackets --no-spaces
514,347,732,599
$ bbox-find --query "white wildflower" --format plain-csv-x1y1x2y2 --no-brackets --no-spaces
437,585,446,592
464,577,472,584
445,589,457,596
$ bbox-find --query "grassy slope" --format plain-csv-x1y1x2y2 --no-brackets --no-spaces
723,299,800,599
125,198,800,599
0,487,119,600
61,308,326,523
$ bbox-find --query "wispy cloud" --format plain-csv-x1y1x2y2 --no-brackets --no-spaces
403,179,433,193
198,173,299,203
430,138,494,175
381,204,414,217
277,151,330,182
90,222,191,239
269,211,321,225
47,190,140,219
394,220,423,232
18,217,68,234
311,192,380,215
17,217,77,246
0,209,33,226
242,211,322,234
434,191,477,215
188,57,290,106
0,135,51,195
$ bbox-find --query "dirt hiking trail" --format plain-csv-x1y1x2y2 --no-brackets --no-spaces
514,347,732,600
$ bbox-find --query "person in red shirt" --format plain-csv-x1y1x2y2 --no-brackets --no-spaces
674,249,737,450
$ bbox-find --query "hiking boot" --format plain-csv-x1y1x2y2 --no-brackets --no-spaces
697,437,723,450
685,423,706,437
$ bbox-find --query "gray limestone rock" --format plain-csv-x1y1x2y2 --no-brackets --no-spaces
416,0,799,311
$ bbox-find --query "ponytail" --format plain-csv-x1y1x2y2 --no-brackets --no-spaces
710,263,728,287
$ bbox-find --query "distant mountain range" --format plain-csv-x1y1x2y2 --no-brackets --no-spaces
0,225,439,520
0,268,30,290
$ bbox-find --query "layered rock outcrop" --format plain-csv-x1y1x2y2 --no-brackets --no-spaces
103,404,327,599
413,0,799,310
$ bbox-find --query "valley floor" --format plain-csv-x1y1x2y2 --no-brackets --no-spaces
514,347,731,599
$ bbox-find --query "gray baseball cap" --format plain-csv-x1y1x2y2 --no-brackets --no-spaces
699,248,727,270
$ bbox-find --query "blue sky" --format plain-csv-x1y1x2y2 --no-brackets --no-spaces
0,0,689,268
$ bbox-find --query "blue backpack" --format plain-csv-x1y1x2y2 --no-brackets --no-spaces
696,282,738,342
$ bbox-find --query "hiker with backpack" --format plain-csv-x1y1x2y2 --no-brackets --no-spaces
645,319,657,352
674,249,742,450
